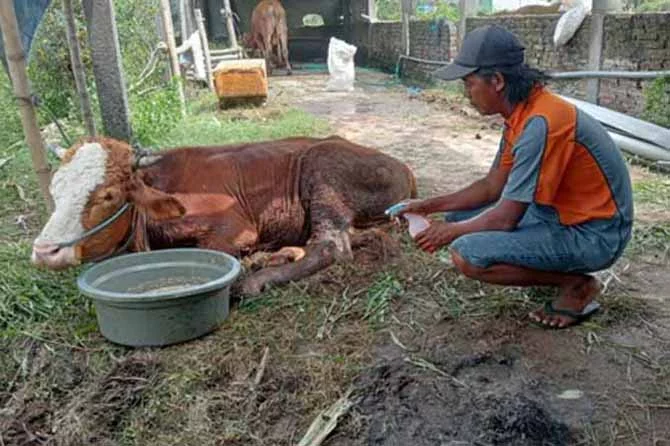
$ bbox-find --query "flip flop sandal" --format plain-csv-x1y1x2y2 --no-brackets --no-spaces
532,300,602,329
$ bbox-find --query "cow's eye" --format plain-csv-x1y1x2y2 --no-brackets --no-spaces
103,192,114,202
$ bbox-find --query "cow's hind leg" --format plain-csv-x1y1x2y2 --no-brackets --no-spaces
278,27,291,75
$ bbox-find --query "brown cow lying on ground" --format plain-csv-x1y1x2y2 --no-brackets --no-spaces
31,136,416,295
245,0,291,75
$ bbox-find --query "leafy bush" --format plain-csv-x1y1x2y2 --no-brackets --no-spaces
642,76,670,129
635,0,670,11
376,0,401,20
376,0,460,21
0,73,23,145
415,1,460,22
15,0,180,145
26,2,82,121
130,79,183,146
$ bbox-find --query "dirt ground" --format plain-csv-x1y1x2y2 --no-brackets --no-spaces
270,70,670,445
2,70,670,446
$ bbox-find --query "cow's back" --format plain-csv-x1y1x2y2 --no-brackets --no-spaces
139,137,318,249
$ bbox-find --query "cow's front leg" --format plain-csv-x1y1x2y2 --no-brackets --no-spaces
239,230,351,296
241,246,305,272
266,246,306,266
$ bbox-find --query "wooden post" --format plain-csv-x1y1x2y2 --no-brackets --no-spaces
586,0,607,104
221,0,239,53
63,0,96,136
83,0,132,141
0,0,53,211
159,0,186,116
401,0,411,56
195,9,214,92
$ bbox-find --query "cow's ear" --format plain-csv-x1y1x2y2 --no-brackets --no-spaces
128,178,186,220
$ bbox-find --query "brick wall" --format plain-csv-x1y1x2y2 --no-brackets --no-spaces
352,11,670,117
467,13,670,116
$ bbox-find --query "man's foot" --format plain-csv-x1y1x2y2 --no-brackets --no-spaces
529,277,602,329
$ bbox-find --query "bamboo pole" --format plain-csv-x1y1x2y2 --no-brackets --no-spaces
159,0,186,116
63,0,96,136
0,0,53,212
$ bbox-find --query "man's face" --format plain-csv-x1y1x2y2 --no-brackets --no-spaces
462,72,503,115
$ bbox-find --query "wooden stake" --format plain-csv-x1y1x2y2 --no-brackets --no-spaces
401,0,411,56
0,0,53,212
298,389,354,446
194,8,214,92
63,0,96,136
159,0,186,116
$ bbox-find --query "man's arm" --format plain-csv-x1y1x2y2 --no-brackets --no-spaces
414,167,509,214
415,117,549,253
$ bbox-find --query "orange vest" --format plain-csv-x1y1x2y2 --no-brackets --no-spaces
498,87,620,226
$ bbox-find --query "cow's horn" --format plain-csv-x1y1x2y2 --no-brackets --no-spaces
47,143,67,159
133,150,163,169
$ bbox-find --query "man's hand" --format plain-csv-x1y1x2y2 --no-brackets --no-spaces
414,221,460,254
385,199,428,218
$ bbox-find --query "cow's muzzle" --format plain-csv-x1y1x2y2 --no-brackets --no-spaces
31,242,77,269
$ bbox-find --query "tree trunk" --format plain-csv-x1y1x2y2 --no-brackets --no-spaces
82,0,132,141
0,0,54,212
63,0,96,136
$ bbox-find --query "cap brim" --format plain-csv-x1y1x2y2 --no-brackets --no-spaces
433,62,478,81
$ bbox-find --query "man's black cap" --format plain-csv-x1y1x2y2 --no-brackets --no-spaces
434,25,525,81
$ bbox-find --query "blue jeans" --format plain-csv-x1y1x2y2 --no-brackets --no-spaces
445,203,632,274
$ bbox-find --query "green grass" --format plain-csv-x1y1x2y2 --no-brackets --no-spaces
363,272,403,327
633,176,670,209
0,242,84,332
159,93,330,148
627,175,670,256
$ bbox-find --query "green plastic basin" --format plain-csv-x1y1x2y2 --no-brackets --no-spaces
77,248,241,347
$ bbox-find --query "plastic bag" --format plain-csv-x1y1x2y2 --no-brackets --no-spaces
326,37,358,92
553,0,589,47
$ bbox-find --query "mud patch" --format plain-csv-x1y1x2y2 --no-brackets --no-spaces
51,353,160,445
337,353,572,446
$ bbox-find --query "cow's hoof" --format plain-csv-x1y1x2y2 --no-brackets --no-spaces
240,277,265,296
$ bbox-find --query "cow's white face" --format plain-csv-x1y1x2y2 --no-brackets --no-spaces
31,143,110,269
32,138,187,270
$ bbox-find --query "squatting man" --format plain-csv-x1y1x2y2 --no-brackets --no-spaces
387,25,634,329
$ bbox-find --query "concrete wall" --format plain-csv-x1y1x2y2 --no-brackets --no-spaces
353,11,670,117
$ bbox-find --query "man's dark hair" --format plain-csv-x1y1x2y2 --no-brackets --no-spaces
477,64,550,105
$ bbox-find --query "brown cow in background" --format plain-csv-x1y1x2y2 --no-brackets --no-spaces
245,0,292,74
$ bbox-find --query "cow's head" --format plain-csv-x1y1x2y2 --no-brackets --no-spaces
31,137,186,270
